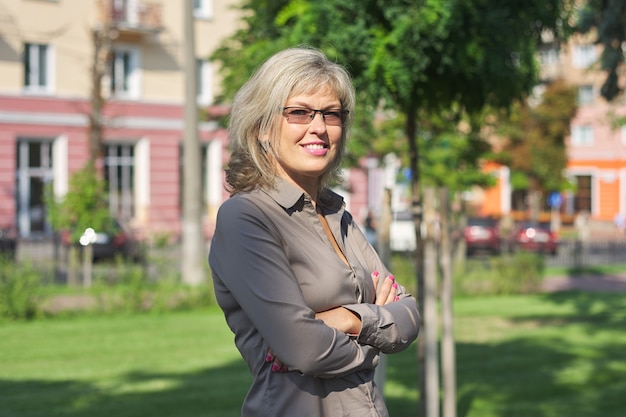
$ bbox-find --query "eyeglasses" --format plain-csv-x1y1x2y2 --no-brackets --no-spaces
282,107,349,126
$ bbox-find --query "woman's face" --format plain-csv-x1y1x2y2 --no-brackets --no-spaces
272,90,343,196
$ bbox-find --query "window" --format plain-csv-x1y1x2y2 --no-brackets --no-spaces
539,47,559,66
578,85,594,105
572,44,596,69
108,48,141,98
196,58,213,105
16,139,54,236
571,125,594,146
23,43,53,92
193,0,213,19
104,144,135,220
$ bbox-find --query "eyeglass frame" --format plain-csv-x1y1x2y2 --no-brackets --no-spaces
282,106,349,126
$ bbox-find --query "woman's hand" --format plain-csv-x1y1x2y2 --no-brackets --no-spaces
265,271,399,372
265,348,288,373
371,271,398,305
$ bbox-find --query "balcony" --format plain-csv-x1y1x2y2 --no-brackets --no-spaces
97,0,163,41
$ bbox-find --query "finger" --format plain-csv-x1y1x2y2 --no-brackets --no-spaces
272,358,288,373
385,281,398,304
265,348,275,363
371,271,380,302
375,275,395,306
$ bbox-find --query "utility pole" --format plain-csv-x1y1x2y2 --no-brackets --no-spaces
181,0,205,285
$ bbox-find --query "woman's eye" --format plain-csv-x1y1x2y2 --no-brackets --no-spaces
290,109,310,116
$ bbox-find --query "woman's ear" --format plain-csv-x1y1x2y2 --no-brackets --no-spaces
258,132,271,152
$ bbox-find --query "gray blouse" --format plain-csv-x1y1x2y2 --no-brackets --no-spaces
209,178,420,417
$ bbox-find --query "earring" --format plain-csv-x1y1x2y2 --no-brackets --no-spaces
259,140,270,152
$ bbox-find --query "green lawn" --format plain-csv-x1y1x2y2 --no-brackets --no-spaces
2,293,626,417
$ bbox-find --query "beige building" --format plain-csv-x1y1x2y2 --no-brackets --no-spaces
0,0,241,239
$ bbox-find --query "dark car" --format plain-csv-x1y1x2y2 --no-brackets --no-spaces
0,225,17,260
60,220,143,262
464,216,501,255
510,221,558,255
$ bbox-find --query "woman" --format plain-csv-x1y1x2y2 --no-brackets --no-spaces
209,47,420,417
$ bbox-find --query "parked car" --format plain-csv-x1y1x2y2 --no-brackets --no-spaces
0,225,17,260
464,216,501,255
510,221,558,255
60,220,143,262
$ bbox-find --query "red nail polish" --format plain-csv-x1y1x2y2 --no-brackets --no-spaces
373,271,379,277
394,295,399,301
392,282,398,289
272,363,280,372
266,354,273,363
387,275,395,281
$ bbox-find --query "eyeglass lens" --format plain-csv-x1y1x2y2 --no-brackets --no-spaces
283,107,347,126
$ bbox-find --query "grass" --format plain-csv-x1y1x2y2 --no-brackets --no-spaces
2,293,626,417
0,307,250,417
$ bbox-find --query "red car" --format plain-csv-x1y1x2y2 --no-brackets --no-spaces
510,222,558,255
464,217,501,255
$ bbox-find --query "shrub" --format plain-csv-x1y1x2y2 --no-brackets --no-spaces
0,257,42,320
454,252,545,296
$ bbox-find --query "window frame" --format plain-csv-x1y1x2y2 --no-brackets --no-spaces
572,44,596,69
23,42,55,94
108,46,141,99
193,0,213,19
196,58,213,105
578,84,594,105
571,125,594,147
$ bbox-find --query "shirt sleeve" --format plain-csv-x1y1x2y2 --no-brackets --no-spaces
342,221,421,353
209,197,380,378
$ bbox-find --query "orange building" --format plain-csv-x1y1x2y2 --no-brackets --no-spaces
478,32,626,225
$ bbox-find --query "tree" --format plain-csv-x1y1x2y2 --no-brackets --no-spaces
576,0,626,101
495,79,578,220
46,163,114,287
211,1,575,415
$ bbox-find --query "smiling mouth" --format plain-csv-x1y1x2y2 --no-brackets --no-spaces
302,143,328,150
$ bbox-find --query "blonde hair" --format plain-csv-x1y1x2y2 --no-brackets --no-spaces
225,47,355,195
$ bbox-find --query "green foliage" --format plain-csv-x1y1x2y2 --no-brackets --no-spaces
495,79,578,193
211,0,576,187
0,257,42,321
576,0,626,101
454,252,545,296
46,163,114,242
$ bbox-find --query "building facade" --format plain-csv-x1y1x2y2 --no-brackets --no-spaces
477,32,626,225
0,0,241,240
0,0,375,243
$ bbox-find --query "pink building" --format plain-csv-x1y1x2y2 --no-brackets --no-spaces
0,0,239,241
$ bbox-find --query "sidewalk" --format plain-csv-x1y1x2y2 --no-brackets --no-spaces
542,273,626,292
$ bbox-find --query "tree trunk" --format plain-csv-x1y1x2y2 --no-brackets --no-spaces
82,244,93,288
67,245,79,287
181,0,206,285
439,187,457,417
422,186,440,417
406,106,427,417
90,27,110,169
